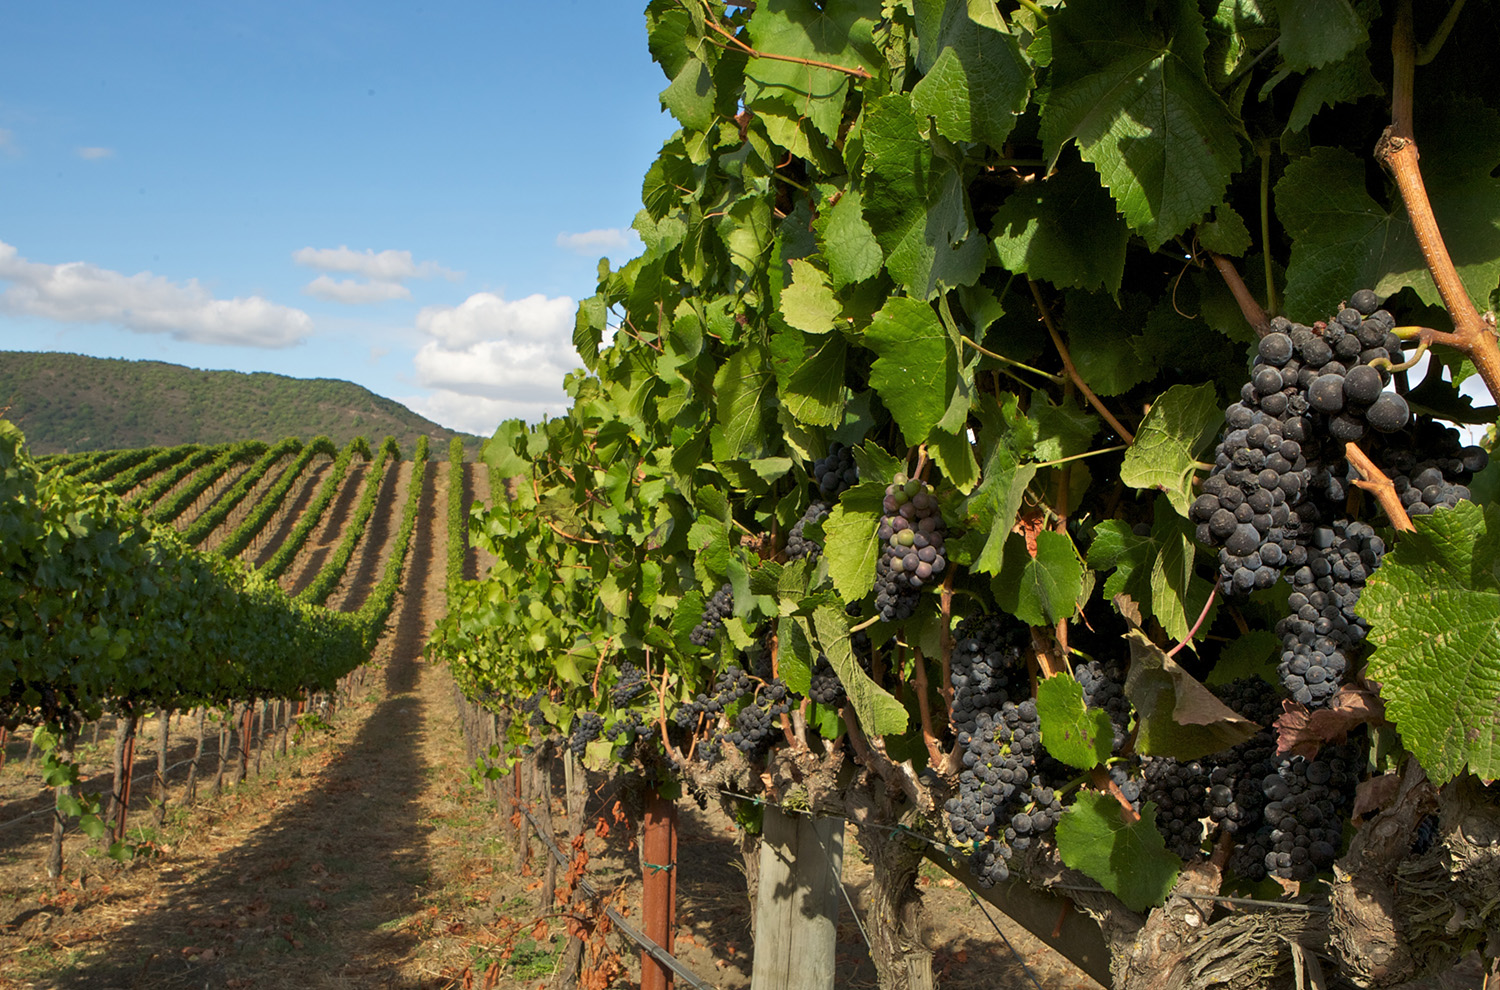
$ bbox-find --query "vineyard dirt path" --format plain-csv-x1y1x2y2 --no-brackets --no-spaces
0,462,1098,990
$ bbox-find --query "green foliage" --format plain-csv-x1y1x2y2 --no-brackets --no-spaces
1037,673,1112,771
1056,791,1180,912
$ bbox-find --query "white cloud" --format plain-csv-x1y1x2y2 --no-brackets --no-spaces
0,130,17,157
410,291,581,428
556,227,643,256
77,146,114,160
303,274,411,304
292,245,458,282
0,240,311,347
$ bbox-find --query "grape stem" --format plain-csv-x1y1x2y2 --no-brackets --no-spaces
910,645,947,767
1207,252,1272,337
959,335,1066,384
938,569,955,717
653,662,684,766
1381,0,1500,403
698,2,873,80
841,704,932,812
1028,279,1137,443
1031,444,1130,469
1345,442,1416,534
769,630,800,750
1092,767,1142,824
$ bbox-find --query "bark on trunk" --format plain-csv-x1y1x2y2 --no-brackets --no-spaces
153,709,170,827
45,731,76,882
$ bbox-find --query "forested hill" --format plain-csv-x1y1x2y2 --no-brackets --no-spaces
0,351,481,455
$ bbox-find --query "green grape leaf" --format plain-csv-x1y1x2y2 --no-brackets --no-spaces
744,0,882,141
1031,389,1099,463
783,332,848,428
966,442,1038,577
991,153,1131,294
1207,630,1281,688
778,616,816,695
909,1,1032,153
994,530,1084,627
1273,0,1365,72
711,346,776,461
866,296,952,447
1362,502,1500,785
1197,203,1252,257
1124,626,1260,758
1120,384,1222,516
1037,673,1114,771
814,603,908,736
1063,291,1156,397
1089,500,1215,647
1039,0,1241,249
863,94,988,299
781,259,841,334
1278,100,1500,320
823,500,880,602
1285,50,1381,133
1057,791,1181,912
818,190,884,288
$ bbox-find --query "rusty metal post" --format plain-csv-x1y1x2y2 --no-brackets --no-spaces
641,788,678,990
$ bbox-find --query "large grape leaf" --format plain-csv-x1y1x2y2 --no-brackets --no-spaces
743,0,882,140
1062,291,1156,397
1038,0,1242,249
1037,673,1114,771
711,346,776,461
865,296,953,447
964,440,1038,577
1056,791,1180,912
1273,0,1365,72
813,603,908,736
1277,99,1500,320
1124,626,1260,758
1362,502,1500,785
909,0,1032,153
993,530,1084,627
781,259,841,334
822,481,884,602
815,190,884,288
990,153,1131,294
1119,384,1222,515
863,94,988,299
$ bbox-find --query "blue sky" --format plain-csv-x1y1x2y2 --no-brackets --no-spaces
0,2,679,435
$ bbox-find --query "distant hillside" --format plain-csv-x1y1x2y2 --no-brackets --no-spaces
0,351,482,456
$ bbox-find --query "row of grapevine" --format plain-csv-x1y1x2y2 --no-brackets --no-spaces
350,435,430,649
75,445,166,486
149,439,268,526
181,436,302,546
445,437,466,592
128,443,230,513
432,2,1500,988
216,435,339,560
297,436,400,607
104,443,202,497
259,436,372,581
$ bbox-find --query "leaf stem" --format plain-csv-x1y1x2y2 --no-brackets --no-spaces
1260,146,1278,316
960,335,1065,383
1165,586,1217,658
1345,441,1415,533
1013,0,1048,20
1027,280,1136,443
910,646,947,767
700,7,872,80
1030,444,1130,470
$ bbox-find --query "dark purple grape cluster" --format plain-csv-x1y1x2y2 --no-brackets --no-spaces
811,441,858,499
674,664,752,727
873,473,946,622
1260,739,1364,880
1379,420,1488,518
1143,758,1209,860
949,613,1030,738
727,680,791,755
569,710,604,758
786,500,831,561
808,654,845,706
1075,656,1130,750
605,710,647,760
1276,519,1383,707
522,688,548,729
612,663,648,706
690,583,735,646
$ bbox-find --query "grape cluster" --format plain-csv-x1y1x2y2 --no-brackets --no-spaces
873,473,947,623
690,583,735,646
521,688,548,729
811,442,858,499
1142,758,1208,860
612,663,648,706
1381,421,1487,518
727,680,791,755
569,711,604,758
605,710,647,761
1260,739,1363,880
808,655,846,707
949,614,1029,738
674,664,753,727
1276,520,1383,706
1075,656,1130,751
786,501,831,561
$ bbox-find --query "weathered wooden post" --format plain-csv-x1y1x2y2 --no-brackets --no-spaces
750,806,843,990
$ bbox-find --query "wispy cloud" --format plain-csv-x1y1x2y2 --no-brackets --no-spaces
408,291,581,432
303,275,411,304
0,129,18,157
76,146,114,160
292,245,459,306
0,240,311,348
292,245,459,281
556,227,643,257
